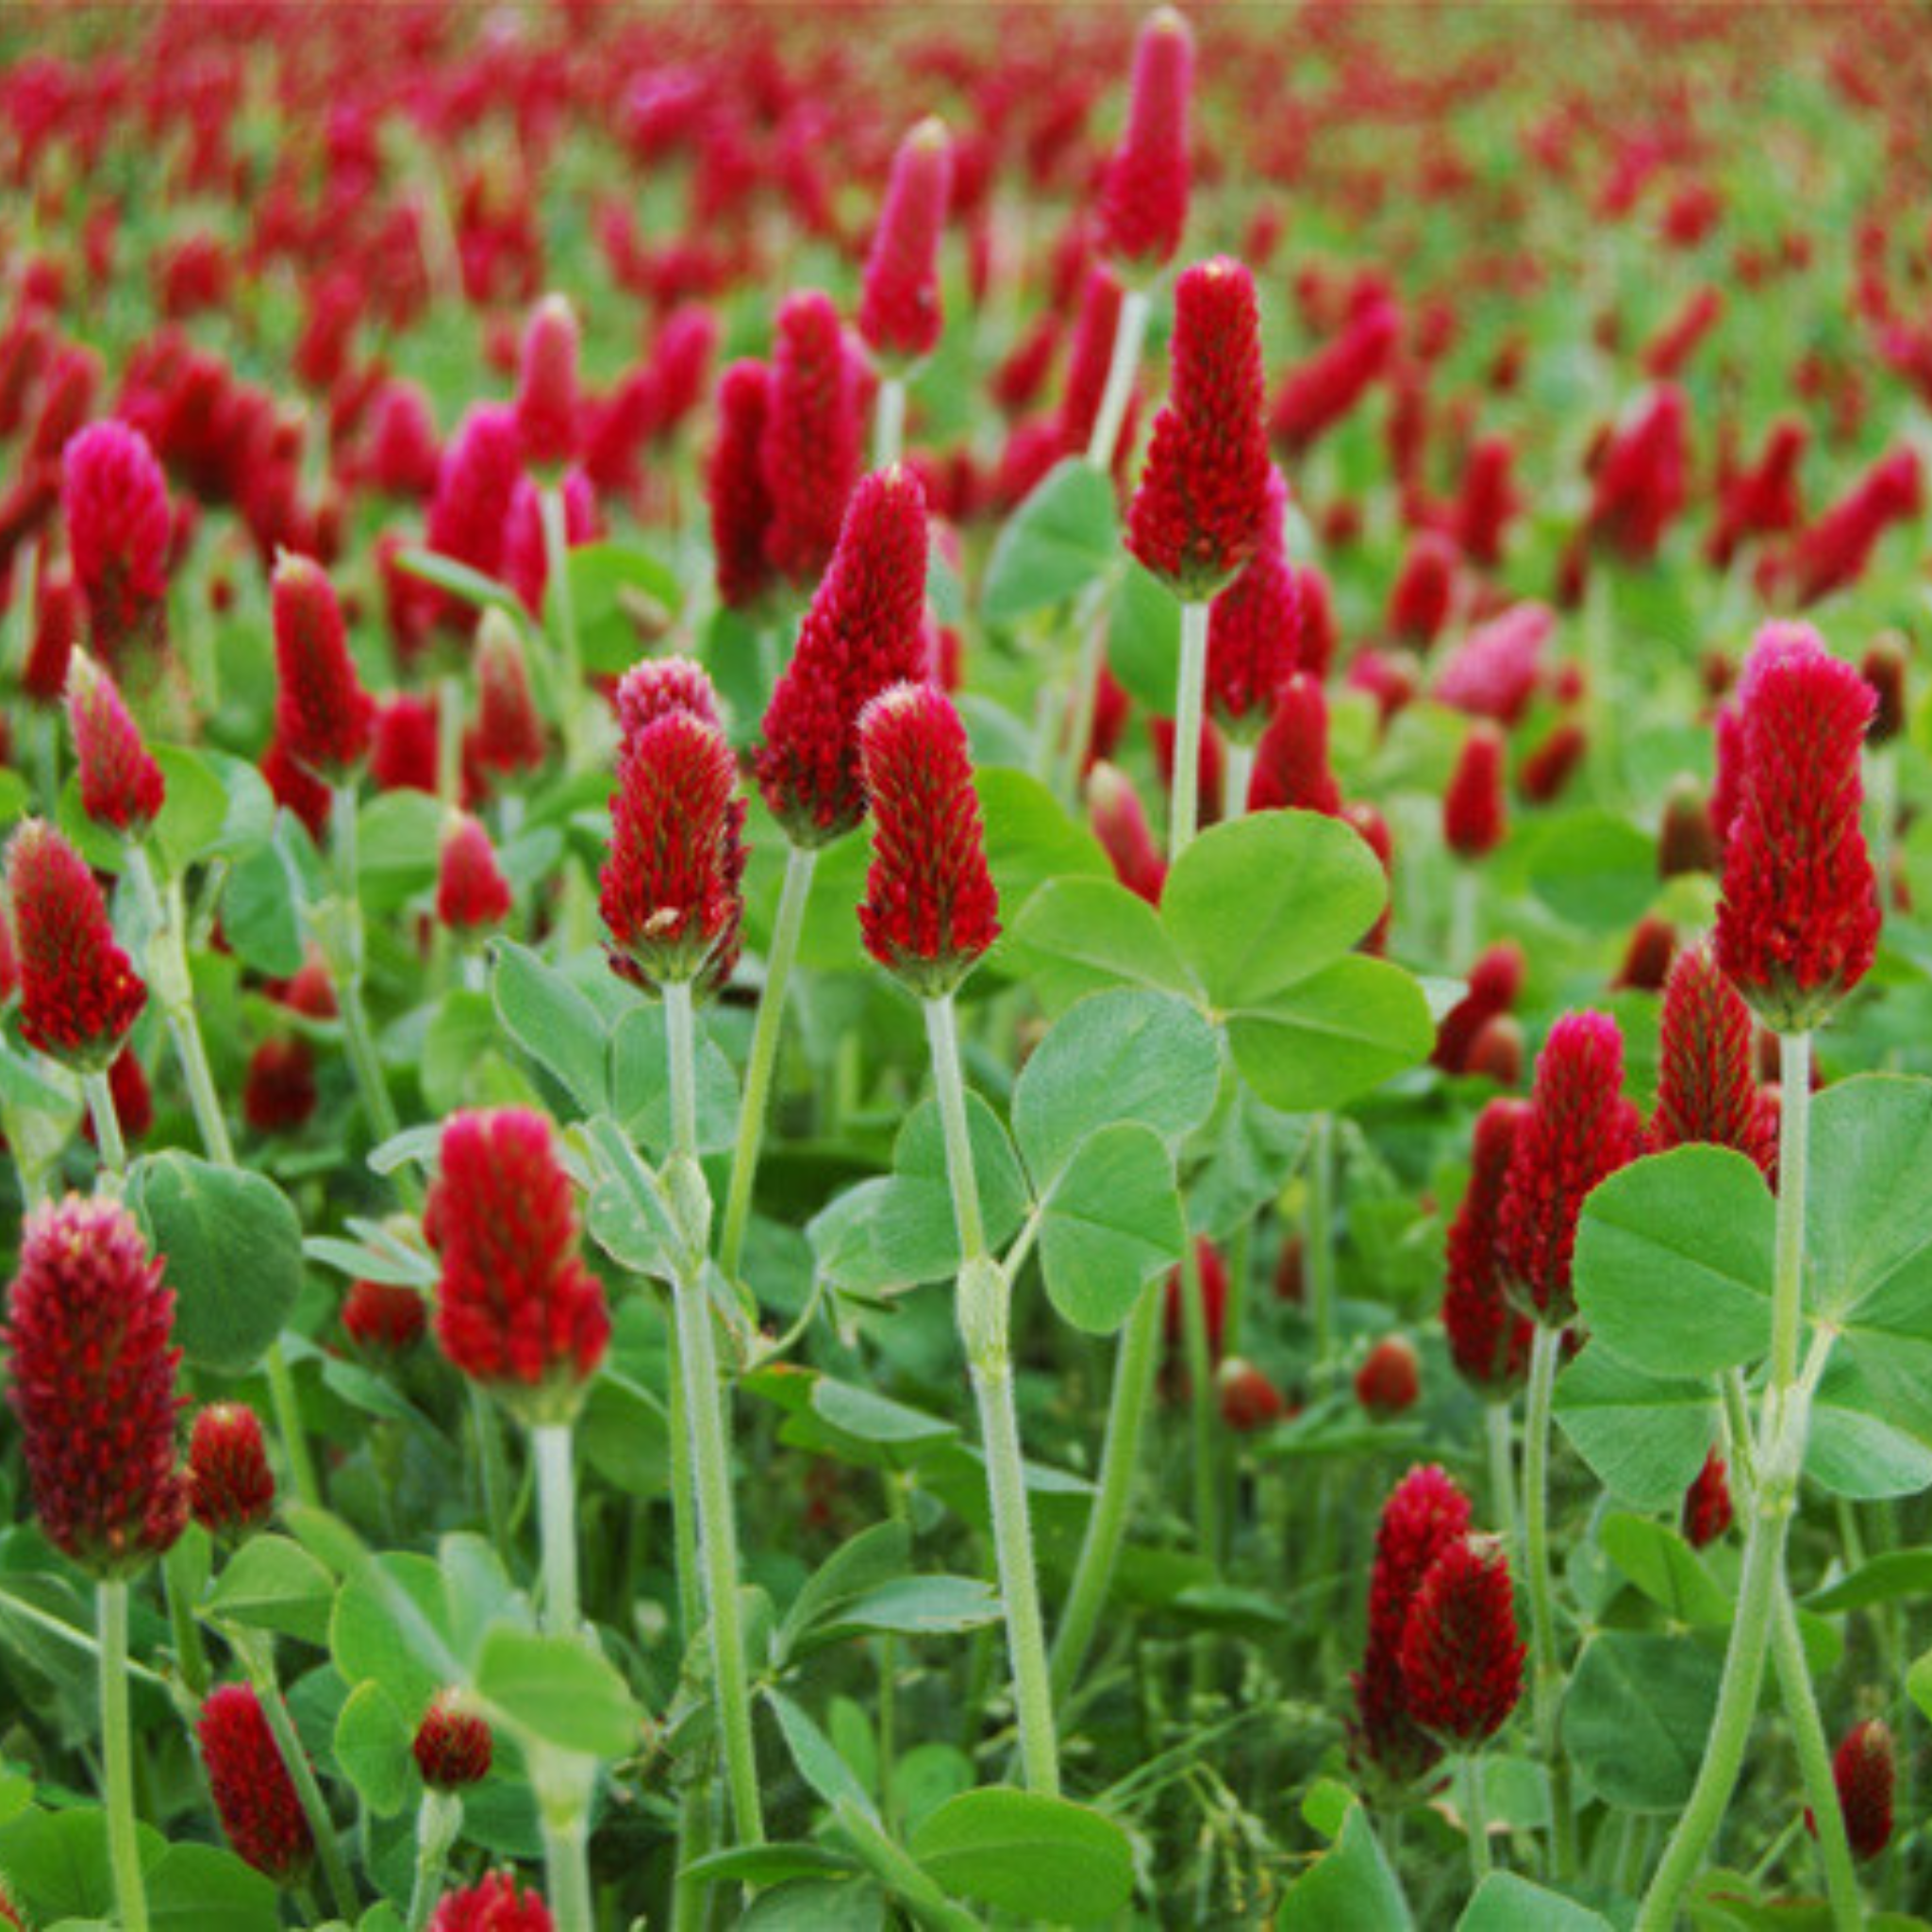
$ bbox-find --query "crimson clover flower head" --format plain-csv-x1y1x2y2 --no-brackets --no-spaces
1497,1009,1642,1325
1206,465,1299,743
614,655,721,745
4,1192,188,1577
426,403,525,604
428,1872,554,1932
1822,1720,1895,1862
1714,622,1879,1031
1096,8,1194,275
1680,1448,1733,1549
707,359,778,612
1651,943,1774,1173
468,609,548,789
61,419,171,669
66,649,164,839
859,117,954,367
272,551,375,782
761,290,862,587
1058,264,1131,464
437,812,513,934
514,292,582,473
1398,1534,1525,1744
600,708,747,998
1387,530,1458,650
1442,1098,1535,1399
1443,722,1507,859
758,464,931,845
342,1278,427,1355
1126,256,1272,601
6,818,147,1072
1433,939,1524,1074
426,1108,610,1424
1246,674,1341,817
858,681,1000,998
24,564,81,707
414,1688,494,1790
199,1683,314,1882
1088,760,1167,907
188,1402,275,1542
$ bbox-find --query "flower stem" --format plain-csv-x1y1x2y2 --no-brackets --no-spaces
1485,1399,1519,1561
262,1338,321,1509
873,375,908,468
718,843,817,1283
1769,1033,1811,1391
1223,741,1255,824
83,1069,127,1179
532,1423,580,1638
539,1806,595,1932
1770,1579,1863,1930
540,483,588,771
1305,1114,1338,1383
1461,1752,1492,1886
927,993,1059,1795
406,1789,462,1931
98,1580,149,1932
1086,286,1151,469
1170,600,1209,855
1523,1322,1574,1880
328,785,403,1152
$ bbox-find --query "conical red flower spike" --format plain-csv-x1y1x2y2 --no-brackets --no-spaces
429,1873,554,1932
1087,761,1167,906
1435,941,1524,1074
198,1684,314,1882
1813,1721,1895,1863
426,405,524,612
1498,1011,1642,1324
707,359,778,613
1387,531,1457,651
272,552,375,784
1444,723,1507,859
342,1278,426,1356
514,293,581,474
188,1403,275,1541
1442,1098,1535,1399
858,682,1000,998
1651,944,1774,1173
1680,1448,1733,1549
758,465,931,845
467,610,548,791
1126,257,1272,601
1612,913,1676,993
1786,448,1921,608
1353,1465,1474,1781
1216,1357,1287,1432
1357,1336,1422,1416
437,813,512,934
1586,385,1689,563
413,1689,493,1790
3,1192,187,1577
6,819,146,1072
1207,466,1299,743
1095,8,1194,275
1658,776,1720,876
613,656,721,746
61,420,171,670
1714,623,1880,1031
66,651,164,839
761,290,862,587
1455,434,1518,569
1058,265,1134,468
1271,299,1401,457
23,563,80,706
426,1108,610,1424
243,1037,318,1136
1246,675,1341,816
859,118,953,368
1399,1535,1525,1743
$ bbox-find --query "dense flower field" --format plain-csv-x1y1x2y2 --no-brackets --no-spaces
1,3,1931,1926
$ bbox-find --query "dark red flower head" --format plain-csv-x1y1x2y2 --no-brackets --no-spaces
600,708,746,997
1206,465,1298,743
437,814,512,936
1785,447,1922,609
1498,1010,1643,1324
1818,1721,1895,1863
467,610,548,791
61,419,171,670
342,1278,427,1356
514,293,581,473
243,1037,318,1136
1442,1098,1535,1398
1455,434,1518,569
1356,1336,1422,1416
858,682,1000,998
428,1872,554,1932
761,290,862,587
1714,623,1879,1031
199,1684,313,1882
1862,634,1907,745
758,464,931,844
1399,1535,1525,1744
188,1403,275,1541
23,563,81,707
426,404,525,612
1058,265,1133,469
272,552,375,783
66,650,164,839
614,656,721,745
859,118,954,368
1651,944,1774,1173
1217,1357,1287,1432
414,1689,494,1791
1587,385,1688,562
426,1108,610,1424
1680,1448,1732,1549
1353,1465,1473,1782
4,1193,187,1577
707,359,778,612
1387,531,1457,650
1095,8,1193,275
6,818,146,1072
1246,675,1341,817
1087,761,1167,906
1658,776,1720,877
1443,723,1507,860
1271,300,1401,457
1126,257,1272,601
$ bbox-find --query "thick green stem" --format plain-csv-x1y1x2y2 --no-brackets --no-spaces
406,1789,462,1931
262,1339,321,1509
83,1069,127,1179
533,1423,580,1638
470,1385,511,1551
1178,1233,1219,1572
540,1807,594,1932
1461,1753,1492,1886
718,843,816,1282
1086,286,1151,468
1485,1399,1519,1562
99,1581,149,1932
162,1541,209,1699
1523,1322,1575,1880
1449,862,1479,969
128,848,235,1167
872,375,908,468
1223,741,1256,824
1769,1034,1811,1391
1770,1580,1863,1931
329,786,403,1151
926,994,1060,1795
541,482,589,771
1306,1115,1338,1383
1169,600,1209,855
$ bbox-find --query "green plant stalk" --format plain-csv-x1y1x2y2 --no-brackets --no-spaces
1177,1232,1219,1576
1485,1400,1519,1560
83,1068,127,1177
718,842,817,1282
328,785,403,1150
1522,1321,1575,1881
1086,285,1151,468
665,1308,711,1932
927,992,1060,1796
1460,1753,1492,1886
872,374,908,469
1054,585,1110,810
1638,1031,1820,1930
98,1580,149,1932
161,1541,209,1700
1305,1114,1338,1382
470,1384,511,1551
532,1422,580,1637
540,482,589,771
539,1806,595,1932
665,979,766,1847
1170,600,1210,853
1770,1581,1863,1930
1223,741,1256,824
234,1630,359,1921
406,1788,462,1931
436,673,465,808
1449,862,1479,969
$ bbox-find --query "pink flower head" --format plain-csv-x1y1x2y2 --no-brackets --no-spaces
426,404,525,610
1498,1011,1643,1324
858,682,1000,998
1087,761,1167,906
1714,623,1879,1030
1270,299,1401,456
467,610,548,791
514,293,582,473
1386,531,1457,650
437,813,513,934
761,290,862,587
188,1403,275,1541
707,358,778,612
1442,1098,1535,1399
1246,675,1341,817
600,708,746,997
272,552,375,783
66,650,164,838
758,465,931,845
6,818,146,1071
1206,466,1299,743
4,1193,187,1577
1096,8,1194,275
859,118,954,367
1431,602,1553,726
199,1684,314,1881
426,1108,610,1424
1399,1536,1525,1743
61,419,172,669
1785,446,1923,608
429,1873,554,1932
1443,722,1507,860
1126,257,1272,600
1454,434,1518,569
1586,385,1688,562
